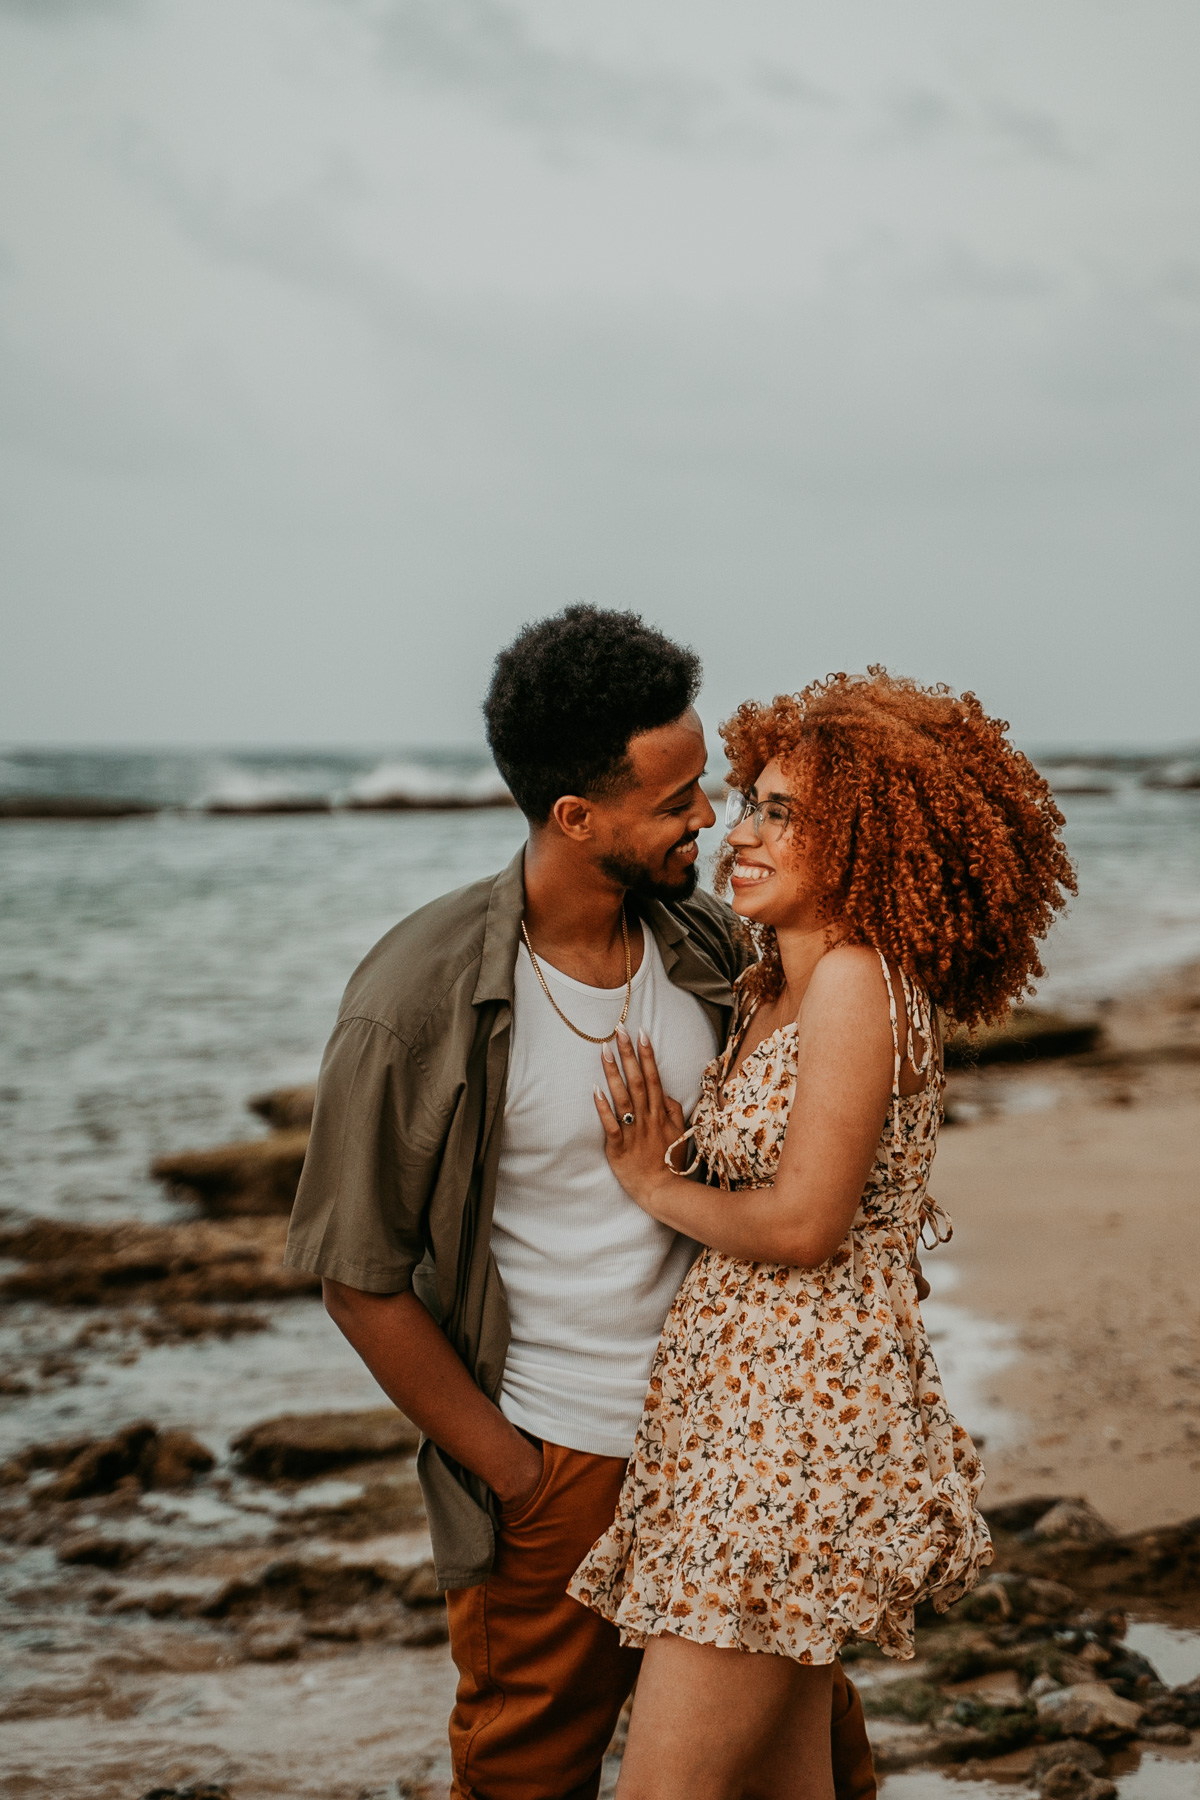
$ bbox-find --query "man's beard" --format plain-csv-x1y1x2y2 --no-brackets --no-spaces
597,835,699,904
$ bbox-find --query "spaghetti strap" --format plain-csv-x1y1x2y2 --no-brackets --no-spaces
899,967,934,1081
878,951,904,1152
880,954,939,1151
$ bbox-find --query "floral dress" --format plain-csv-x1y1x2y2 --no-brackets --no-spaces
569,953,992,1663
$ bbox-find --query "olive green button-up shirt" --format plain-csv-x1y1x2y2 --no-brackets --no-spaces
283,845,750,1589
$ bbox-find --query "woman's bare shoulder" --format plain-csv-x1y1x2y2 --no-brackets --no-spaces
798,943,892,1044
807,942,887,1002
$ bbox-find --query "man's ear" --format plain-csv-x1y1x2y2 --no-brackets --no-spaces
549,794,594,841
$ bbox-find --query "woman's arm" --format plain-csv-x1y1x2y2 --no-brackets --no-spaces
597,946,895,1267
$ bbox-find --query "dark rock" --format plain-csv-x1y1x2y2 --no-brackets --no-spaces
1024,1577,1081,1616
1072,1608,1128,1640
200,1554,412,1619
944,1010,1103,1068
1143,761,1200,791
19,1422,213,1501
344,792,515,812
924,1637,1010,1686
1143,1677,1200,1728
230,1408,420,1481
0,1216,318,1306
205,797,332,815
56,1531,141,1568
942,1696,1038,1756
1035,1682,1143,1740
985,1497,1065,1534
146,1429,216,1490
1031,1501,1116,1546
862,1678,945,1725
43,1422,159,1500
247,1084,316,1131
143,1547,453,1644
989,1509,1200,1600
1037,1768,1116,1800
1139,1722,1191,1744
950,1571,1080,1630
1031,1740,1108,1777
0,796,158,820
140,1303,268,1343
241,1625,302,1662
0,1433,97,1484
401,1561,442,1607
151,1132,310,1217
142,1788,233,1800
1020,1647,1104,1692
944,1669,1025,1710
1103,1645,1165,1699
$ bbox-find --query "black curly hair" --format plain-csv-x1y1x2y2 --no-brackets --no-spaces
484,606,702,823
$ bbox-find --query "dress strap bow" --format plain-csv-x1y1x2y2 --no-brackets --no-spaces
918,1193,954,1250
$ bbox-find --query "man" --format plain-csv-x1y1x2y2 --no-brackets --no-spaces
284,607,876,1800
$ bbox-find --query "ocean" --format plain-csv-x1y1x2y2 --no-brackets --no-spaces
2,745,1199,1233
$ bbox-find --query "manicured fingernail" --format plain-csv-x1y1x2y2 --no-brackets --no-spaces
616,1024,630,1039
602,1044,615,1062
638,1029,650,1047
594,1088,605,1104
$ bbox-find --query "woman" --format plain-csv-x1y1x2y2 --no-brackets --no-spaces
569,671,1075,1800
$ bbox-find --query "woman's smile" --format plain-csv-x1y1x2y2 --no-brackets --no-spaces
730,858,774,888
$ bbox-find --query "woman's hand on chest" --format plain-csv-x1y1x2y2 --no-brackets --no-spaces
593,1027,691,1212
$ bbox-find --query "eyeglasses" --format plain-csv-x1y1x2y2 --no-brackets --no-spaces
724,790,795,838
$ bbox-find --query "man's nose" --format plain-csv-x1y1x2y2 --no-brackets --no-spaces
694,790,717,831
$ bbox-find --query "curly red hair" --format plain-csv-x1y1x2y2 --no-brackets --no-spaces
717,669,1075,1028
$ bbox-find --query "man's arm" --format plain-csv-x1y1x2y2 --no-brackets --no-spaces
322,1280,543,1509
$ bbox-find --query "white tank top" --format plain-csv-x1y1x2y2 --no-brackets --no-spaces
492,928,718,1458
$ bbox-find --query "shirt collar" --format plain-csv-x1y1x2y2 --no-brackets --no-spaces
473,844,527,1006
472,844,734,1014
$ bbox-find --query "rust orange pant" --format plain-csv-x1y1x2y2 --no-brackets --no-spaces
446,1439,877,1800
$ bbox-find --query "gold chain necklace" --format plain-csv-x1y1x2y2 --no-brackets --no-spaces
519,909,632,1044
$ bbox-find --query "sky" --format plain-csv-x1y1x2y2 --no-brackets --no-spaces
1,0,1198,749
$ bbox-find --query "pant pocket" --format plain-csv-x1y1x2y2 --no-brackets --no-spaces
498,1440,552,1531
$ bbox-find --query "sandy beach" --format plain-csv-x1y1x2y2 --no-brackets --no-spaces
933,963,1200,1535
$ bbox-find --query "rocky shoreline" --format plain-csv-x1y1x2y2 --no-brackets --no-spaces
1,1378,1197,1797
0,796,519,821
2,975,1199,1796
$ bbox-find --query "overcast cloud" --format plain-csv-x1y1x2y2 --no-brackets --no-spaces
1,0,1197,746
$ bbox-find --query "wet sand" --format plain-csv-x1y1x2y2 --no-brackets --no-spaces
932,966,1200,1534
